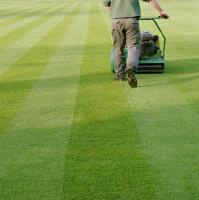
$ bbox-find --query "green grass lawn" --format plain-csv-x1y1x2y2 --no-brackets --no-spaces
0,0,199,199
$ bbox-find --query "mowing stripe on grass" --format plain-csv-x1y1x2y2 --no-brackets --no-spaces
0,3,29,17
95,1,198,199
166,54,199,114
100,6,199,200
0,2,61,28
0,2,41,18
124,74,199,199
0,3,65,37
0,3,71,47
0,2,58,31
0,3,80,134
0,4,37,20
117,1,199,198
62,2,157,200
0,3,90,200
0,3,24,11
0,2,77,76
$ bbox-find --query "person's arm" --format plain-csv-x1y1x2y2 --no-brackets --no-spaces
103,0,111,12
148,0,169,18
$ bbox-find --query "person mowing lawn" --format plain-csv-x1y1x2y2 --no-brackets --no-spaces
103,0,169,88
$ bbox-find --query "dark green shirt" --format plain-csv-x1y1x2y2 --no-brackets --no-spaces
103,0,149,19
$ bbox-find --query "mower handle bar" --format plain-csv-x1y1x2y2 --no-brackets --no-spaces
140,16,166,58
140,16,165,20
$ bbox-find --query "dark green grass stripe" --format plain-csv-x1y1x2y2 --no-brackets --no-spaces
0,3,71,47
0,5,82,135
63,2,157,200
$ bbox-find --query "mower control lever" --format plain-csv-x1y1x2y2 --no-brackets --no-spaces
140,16,164,20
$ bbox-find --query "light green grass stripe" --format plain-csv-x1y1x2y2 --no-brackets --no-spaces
0,4,80,134
168,67,199,113
166,37,199,114
0,2,66,37
63,2,157,200
0,3,72,47
0,2,58,28
124,74,199,199
0,3,77,76
157,1,199,113
0,4,89,200
123,1,199,198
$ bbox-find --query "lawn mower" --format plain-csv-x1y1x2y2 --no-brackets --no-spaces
110,16,167,73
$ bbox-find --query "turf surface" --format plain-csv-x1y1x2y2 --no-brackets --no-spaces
0,0,199,199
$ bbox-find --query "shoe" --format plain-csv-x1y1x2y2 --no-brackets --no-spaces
113,77,127,81
113,74,127,81
126,69,137,88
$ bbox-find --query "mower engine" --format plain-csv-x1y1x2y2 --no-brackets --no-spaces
140,32,158,59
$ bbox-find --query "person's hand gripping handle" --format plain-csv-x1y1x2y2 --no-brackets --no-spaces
149,0,169,19
160,10,169,19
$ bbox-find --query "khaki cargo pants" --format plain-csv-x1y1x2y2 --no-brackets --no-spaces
112,18,141,78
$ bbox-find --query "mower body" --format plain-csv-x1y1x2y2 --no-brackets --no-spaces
138,55,165,73
110,17,166,73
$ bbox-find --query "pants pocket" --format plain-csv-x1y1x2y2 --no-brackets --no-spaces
126,22,141,48
112,20,125,48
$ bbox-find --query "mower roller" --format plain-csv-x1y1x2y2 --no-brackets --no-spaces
110,16,167,73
